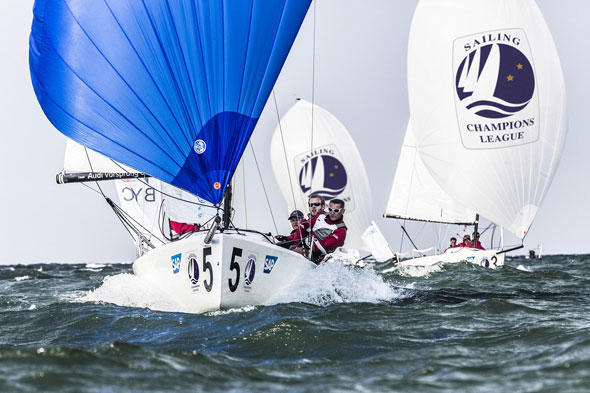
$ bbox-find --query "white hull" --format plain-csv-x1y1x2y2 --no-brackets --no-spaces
132,230,316,313
397,247,505,269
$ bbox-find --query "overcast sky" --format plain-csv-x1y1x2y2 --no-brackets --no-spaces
1,0,588,264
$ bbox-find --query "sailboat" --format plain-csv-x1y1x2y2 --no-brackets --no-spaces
29,0,316,312
385,0,566,268
270,99,394,260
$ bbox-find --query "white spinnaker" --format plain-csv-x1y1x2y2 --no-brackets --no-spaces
64,139,139,174
408,0,566,239
386,120,476,225
115,178,165,247
270,99,372,250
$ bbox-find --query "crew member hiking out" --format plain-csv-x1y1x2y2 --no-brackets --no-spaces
307,198,347,264
291,193,326,253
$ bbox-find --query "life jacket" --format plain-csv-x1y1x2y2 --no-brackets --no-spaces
305,214,346,251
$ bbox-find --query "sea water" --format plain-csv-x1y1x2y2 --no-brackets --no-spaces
0,255,588,392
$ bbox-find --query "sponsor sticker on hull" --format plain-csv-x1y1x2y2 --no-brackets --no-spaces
171,253,182,274
264,255,278,274
453,29,539,149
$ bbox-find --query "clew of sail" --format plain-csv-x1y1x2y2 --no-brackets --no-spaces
29,0,312,205
270,99,377,251
386,120,476,225
407,0,566,239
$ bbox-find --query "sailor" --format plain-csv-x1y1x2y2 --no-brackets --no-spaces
444,237,457,252
459,234,472,248
472,232,485,250
291,193,326,252
275,210,306,248
306,198,348,264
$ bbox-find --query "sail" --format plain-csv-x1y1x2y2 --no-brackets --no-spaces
270,99,373,250
29,0,312,205
115,178,165,248
407,0,566,239
159,182,217,227
58,139,146,184
386,120,476,225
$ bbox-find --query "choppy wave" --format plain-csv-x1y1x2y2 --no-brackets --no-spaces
0,256,589,392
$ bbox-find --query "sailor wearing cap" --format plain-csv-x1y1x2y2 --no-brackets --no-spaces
274,209,306,248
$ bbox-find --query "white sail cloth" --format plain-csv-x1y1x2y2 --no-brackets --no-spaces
115,178,165,247
386,120,476,225
270,99,373,251
64,139,139,174
408,0,566,239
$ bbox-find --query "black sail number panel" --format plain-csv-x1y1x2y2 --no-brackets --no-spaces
228,247,242,292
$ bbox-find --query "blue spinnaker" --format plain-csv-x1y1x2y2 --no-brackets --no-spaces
29,0,311,204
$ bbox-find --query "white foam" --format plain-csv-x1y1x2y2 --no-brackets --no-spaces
516,264,532,272
268,260,401,306
81,273,190,313
85,263,107,269
206,305,257,316
15,275,30,282
393,263,445,278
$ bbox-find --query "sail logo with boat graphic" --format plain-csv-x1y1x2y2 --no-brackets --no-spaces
244,255,256,290
453,29,539,149
295,145,355,211
187,253,200,292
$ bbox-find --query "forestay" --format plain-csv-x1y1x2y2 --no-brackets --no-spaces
270,100,372,250
115,178,165,248
386,120,476,225
30,0,312,205
408,0,566,239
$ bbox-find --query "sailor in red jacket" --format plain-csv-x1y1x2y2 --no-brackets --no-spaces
290,193,326,249
308,198,347,263
472,232,485,250
275,210,306,247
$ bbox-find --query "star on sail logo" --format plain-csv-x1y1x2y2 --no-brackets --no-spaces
295,144,355,211
453,29,539,149
244,255,256,290
193,139,206,154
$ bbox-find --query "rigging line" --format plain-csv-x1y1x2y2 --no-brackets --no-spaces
248,141,279,234
83,146,167,245
273,90,304,242
272,91,298,210
109,159,215,209
310,0,317,153
398,219,406,253
110,197,167,245
242,157,248,229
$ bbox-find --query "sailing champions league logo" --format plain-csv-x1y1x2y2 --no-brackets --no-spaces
295,144,355,212
187,253,199,291
244,255,256,290
453,29,539,149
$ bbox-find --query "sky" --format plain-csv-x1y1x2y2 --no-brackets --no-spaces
1,0,588,264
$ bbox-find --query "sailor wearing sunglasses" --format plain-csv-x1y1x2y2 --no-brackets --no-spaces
307,198,347,263
290,194,325,252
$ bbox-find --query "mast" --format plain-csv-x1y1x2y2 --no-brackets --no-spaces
222,184,233,229
473,213,479,247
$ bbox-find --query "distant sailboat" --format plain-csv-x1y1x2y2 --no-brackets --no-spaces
386,0,566,268
270,99,393,259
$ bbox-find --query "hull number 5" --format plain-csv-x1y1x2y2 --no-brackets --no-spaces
229,247,242,292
